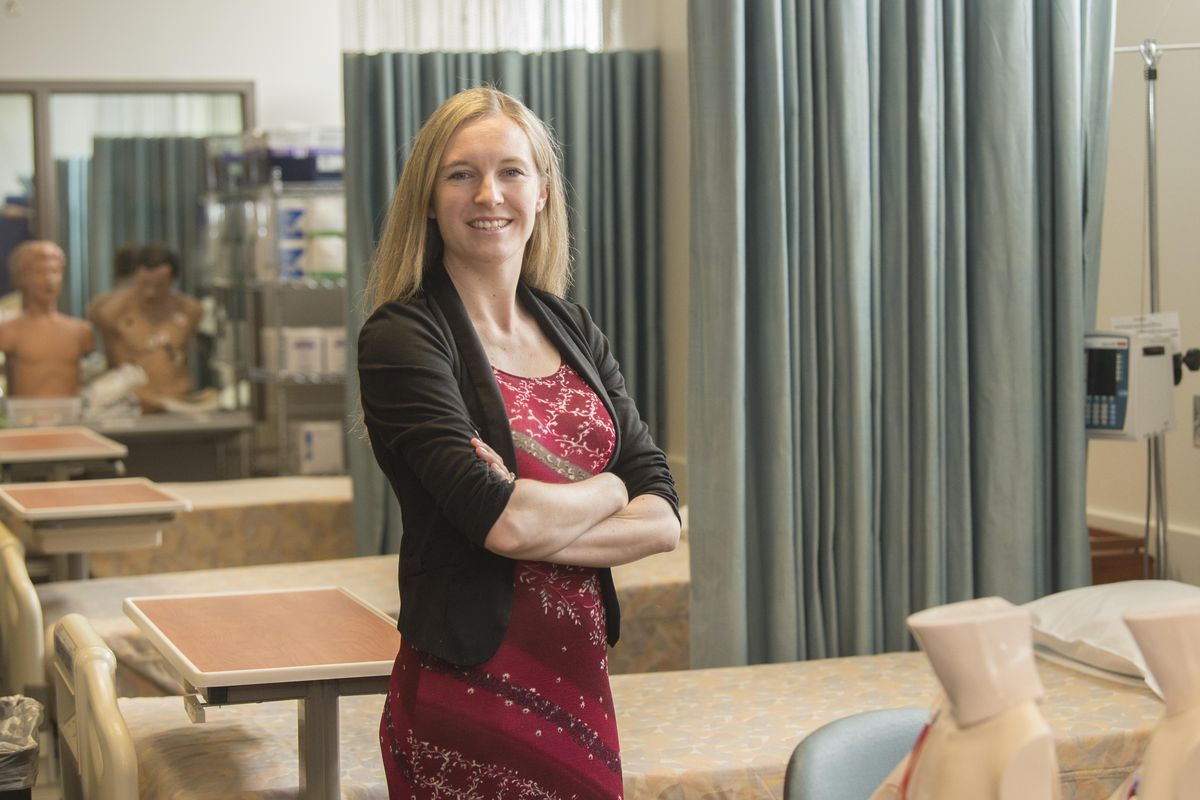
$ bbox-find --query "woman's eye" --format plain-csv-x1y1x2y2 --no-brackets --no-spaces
502,168,525,178
447,171,471,181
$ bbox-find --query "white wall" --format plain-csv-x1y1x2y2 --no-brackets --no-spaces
0,0,343,129
0,95,34,199
1089,0,1200,582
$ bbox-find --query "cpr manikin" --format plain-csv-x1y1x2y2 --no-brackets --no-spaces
871,597,1059,800
89,244,201,412
0,241,94,398
1106,598,1200,800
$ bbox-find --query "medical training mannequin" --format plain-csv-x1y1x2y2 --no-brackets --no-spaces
1105,599,1200,800
871,597,1059,800
0,240,94,398
86,242,139,367
89,243,201,412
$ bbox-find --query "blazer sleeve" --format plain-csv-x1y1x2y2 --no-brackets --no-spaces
574,303,680,520
358,301,515,548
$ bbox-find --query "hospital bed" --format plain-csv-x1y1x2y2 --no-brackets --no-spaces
0,524,43,699
52,612,1158,800
2,524,690,702
86,477,355,577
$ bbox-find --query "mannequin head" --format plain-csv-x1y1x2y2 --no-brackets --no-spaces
8,240,65,311
133,243,179,305
113,243,140,283
908,597,1044,727
1125,598,1200,717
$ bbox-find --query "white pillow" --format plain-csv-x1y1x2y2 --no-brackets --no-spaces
1023,580,1200,698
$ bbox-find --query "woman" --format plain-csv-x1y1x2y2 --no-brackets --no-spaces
358,87,680,798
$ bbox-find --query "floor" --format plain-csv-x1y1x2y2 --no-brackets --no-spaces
31,731,61,800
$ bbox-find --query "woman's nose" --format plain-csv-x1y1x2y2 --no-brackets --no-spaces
476,174,503,206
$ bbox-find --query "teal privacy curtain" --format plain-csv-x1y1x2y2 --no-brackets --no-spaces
87,137,208,303
688,0,1116,667
343,51,662,555
55,158,90,316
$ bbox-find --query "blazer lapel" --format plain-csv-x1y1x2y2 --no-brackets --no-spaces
424,263,518,472
517,282,621,469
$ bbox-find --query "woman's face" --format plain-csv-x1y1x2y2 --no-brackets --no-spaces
430,113,548,277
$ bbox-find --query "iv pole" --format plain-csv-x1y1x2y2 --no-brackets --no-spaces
1140,39,1169,580
1112,34,1200,578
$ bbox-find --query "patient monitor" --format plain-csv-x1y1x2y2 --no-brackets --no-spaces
1085,331,1174,440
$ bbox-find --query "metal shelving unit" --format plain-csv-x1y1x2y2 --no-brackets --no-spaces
201,173,347,474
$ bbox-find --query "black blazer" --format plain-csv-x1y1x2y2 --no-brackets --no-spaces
358,262,678,666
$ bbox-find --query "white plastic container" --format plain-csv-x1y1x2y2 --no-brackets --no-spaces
289,420,345,474
322,327,346,374
307,195,345,234
281,327,324,375
277,239,307,280
276,196,308,240
307,235,346,278
5,396,82,427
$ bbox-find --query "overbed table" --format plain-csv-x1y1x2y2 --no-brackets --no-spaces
0,425,127,482
124,586,401,800
0,477,189,580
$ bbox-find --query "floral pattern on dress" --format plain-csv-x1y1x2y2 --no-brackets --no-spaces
518,562,606,646
493,363,615,481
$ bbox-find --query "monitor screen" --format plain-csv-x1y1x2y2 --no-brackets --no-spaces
1087,348,1118,396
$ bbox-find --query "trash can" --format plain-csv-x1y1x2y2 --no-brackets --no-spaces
0,695,43,800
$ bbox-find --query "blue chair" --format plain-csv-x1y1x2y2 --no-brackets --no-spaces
784,707,929,800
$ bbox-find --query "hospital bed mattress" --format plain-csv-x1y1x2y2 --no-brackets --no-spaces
116,651,1158,799
85,477,355,577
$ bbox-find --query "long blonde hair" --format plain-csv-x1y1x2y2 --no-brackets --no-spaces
364,87,571,312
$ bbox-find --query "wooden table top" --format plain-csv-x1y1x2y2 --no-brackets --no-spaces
0,477,189,520
0,426,127,462
125,587,401,688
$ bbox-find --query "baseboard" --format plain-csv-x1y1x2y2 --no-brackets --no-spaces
1087,507,1200,585
1086,508,1200,542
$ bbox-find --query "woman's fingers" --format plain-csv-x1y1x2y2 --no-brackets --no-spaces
470,437,501,464
471,437,515,482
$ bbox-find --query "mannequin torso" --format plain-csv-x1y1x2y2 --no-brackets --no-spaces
873,700,1058,800
91,285,201,411
1107,599,1200,799
871,598,1060,800
0,240,94,398
0,311,93,398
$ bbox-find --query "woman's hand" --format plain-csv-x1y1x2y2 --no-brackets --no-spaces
470,436,515,483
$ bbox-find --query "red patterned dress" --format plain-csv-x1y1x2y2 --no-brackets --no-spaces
380,361,622,799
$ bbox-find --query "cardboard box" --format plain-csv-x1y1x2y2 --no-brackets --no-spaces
289,420,345,475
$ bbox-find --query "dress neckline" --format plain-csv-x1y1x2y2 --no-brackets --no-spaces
489,362,564,381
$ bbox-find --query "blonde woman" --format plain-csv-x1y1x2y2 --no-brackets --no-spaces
358,87,679,797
